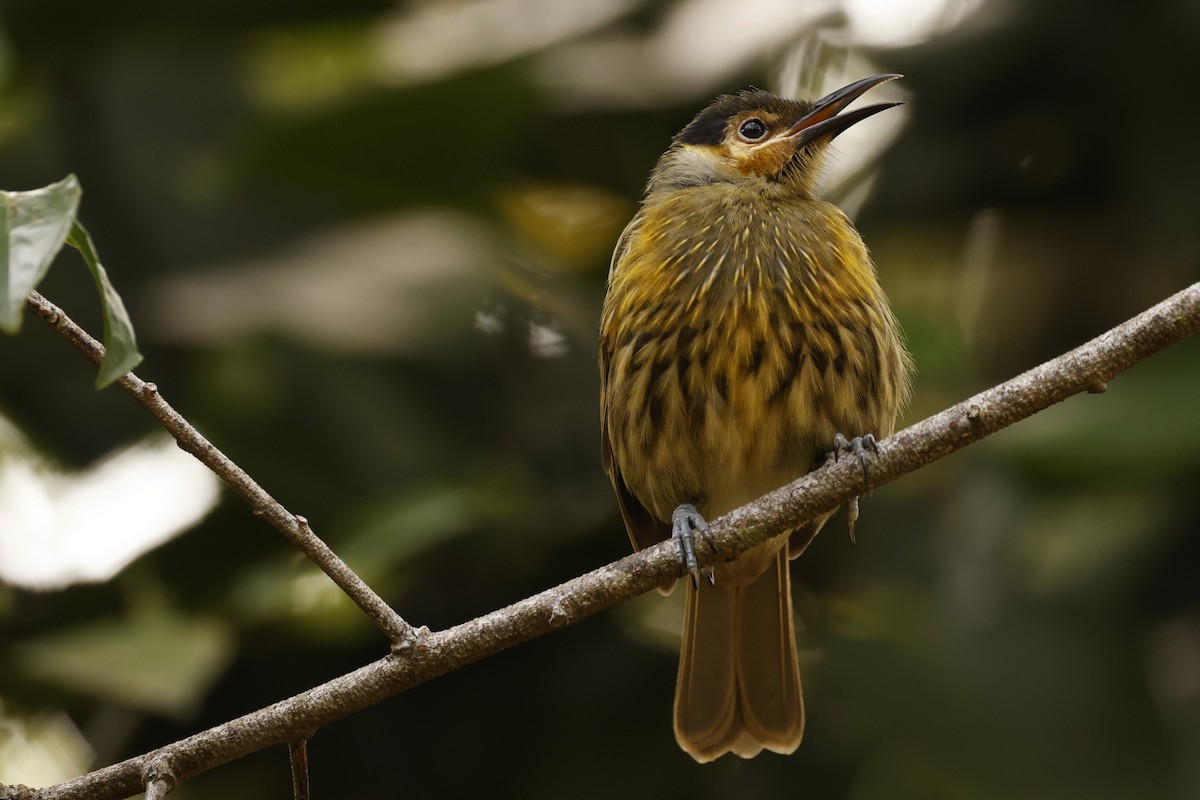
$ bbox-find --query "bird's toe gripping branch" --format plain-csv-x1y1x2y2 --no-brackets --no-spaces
833,432,879,483
832,432,880,545
671,503,716,587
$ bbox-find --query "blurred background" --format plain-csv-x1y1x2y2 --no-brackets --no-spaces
2,0,1199,797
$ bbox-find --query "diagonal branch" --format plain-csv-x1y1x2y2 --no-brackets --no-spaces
4,282,1198,800
721,283,1200,558
22,290,414,647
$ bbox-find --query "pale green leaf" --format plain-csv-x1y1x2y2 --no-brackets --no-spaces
66,220,143,387
9,612,235,718
0,175,81,333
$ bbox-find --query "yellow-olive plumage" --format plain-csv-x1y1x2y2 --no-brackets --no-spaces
600,76,912,762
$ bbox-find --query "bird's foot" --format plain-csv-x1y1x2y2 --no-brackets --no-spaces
672,504,715,588
833,432,878,486
833,433,879,545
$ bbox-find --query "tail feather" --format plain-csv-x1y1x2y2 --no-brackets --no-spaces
736,548,804,754
674,548,804,762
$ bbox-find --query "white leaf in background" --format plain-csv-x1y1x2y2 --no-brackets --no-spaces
0,436,220,590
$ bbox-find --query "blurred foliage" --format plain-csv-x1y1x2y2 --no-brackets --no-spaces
1,0,1199,797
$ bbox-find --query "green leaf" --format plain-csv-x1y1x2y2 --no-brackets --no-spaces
0,175,82,333
66,220,143,387
9,611,236,719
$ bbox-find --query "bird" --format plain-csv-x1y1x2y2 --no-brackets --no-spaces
598,75,913,763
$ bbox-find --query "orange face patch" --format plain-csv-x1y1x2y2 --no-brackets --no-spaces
727,111,799,178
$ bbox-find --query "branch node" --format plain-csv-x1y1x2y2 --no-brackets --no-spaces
951,403,984,434
1087,379,1108,394
143,756,176,798
391,625,432,654
295,515,311,532
549,599,571,627
143,381,159,396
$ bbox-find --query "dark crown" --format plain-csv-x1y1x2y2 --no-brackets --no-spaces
674,89,811,146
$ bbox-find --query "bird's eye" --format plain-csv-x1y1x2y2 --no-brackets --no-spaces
738,118,768,141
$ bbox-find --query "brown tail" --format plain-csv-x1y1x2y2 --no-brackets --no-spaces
673,547,804,762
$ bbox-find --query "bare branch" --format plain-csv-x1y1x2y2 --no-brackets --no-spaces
22,291,414,646
4,282,1197,800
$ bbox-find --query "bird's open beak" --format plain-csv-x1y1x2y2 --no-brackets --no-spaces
783,74,902,148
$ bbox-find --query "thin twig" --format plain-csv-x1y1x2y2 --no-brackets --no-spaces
22,290,414,647
5,282,1198,800
289,741,309,800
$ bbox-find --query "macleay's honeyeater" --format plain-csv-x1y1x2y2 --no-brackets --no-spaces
599,75,913,762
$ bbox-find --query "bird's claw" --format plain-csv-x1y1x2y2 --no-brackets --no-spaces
672,504,715,587
833,432,878,487
833,433,878,544
844,495,860,545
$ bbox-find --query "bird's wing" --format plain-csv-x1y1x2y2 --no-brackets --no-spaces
600,209,670,553
601,413,669,553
